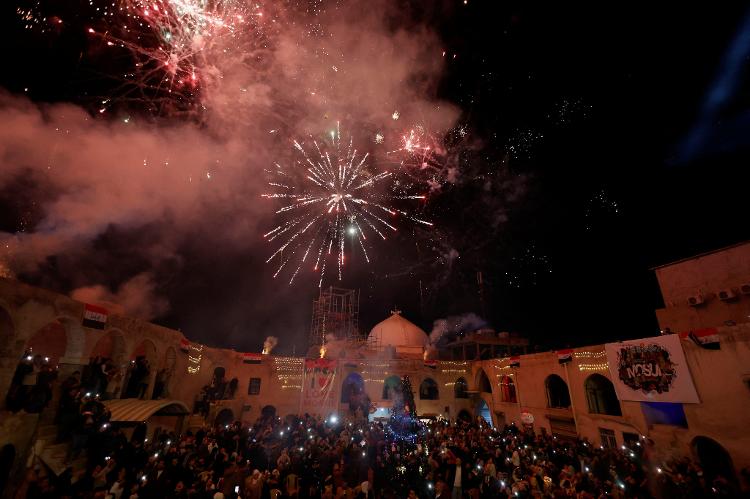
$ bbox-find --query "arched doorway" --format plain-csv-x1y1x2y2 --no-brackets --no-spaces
90,330,127,364
124,339,157,399
584,374,621,416
692,436,735,482
153,347,177,400
454,377,468,399
545,374,571,408
383,375,402,400
0,444,15,493
419,378,439,400
475,399,492,426
25,321,67,366
261,405,277,420
499,375,517,403
457,409,472,422
215,408,234,427
476,369,492,394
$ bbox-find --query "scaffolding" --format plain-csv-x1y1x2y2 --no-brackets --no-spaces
309,286,361,347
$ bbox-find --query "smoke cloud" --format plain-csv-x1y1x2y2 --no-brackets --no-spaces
262,336,278,355
428,312,488,346
0,0,484,346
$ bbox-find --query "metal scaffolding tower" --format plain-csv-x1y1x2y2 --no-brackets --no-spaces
309,286,361,347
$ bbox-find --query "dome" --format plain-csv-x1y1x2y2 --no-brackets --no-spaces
368,310,428,357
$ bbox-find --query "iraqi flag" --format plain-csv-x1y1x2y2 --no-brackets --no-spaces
179,338,190,353
243,353,263,364
509,356,521,368
682,328,720,350
557,349,573,364
423,360,438,369
82,304,108,330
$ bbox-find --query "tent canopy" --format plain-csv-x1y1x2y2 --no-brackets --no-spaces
102,399,190,422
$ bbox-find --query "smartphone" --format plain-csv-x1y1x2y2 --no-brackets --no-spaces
235,486,240,493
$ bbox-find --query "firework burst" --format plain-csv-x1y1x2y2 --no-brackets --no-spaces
264,123,432,286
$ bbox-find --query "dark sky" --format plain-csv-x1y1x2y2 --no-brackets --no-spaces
1,1,749,353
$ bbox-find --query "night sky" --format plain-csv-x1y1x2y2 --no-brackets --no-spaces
1,2,749,353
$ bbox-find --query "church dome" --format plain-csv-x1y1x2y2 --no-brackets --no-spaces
368,310,428,357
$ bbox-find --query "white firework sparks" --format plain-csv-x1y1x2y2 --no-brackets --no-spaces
263,122,432,286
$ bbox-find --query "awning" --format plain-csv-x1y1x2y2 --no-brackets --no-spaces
102,398,190,423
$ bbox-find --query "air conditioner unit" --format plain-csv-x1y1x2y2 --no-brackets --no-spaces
717,288,737,301
687,294,705,307
740,283,750,295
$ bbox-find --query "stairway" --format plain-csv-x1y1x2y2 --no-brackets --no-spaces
34,424,86,476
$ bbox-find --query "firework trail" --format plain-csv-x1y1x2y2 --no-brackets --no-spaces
264,123,432,286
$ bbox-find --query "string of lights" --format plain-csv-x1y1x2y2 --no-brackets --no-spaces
187,343,203,374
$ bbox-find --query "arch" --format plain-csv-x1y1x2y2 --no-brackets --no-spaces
419,378,439,400
692,436,735,482
261,405,277,419
0,444,15,493
153,346,177,400
454,377,468,399
102,398,190,421
341,372,365,403
215,408,234,427
457,409,472,422
499,375,517,403
475,399,492,426
383,375,402,400
59,317,86,360
25,321,67,366
545,374,571,409
584,374,622,416
90,329,127,364
162,347,177,371
476,369,492,393
125,339,157,399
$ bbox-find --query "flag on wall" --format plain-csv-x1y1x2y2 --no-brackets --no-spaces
179,338,190,353
423,360,438,369
243,353,263,364
509,356,521,368
557,349,573,364
679,328,720,350
82,304,108,330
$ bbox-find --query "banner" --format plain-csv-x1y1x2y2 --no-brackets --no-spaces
82,304,108,330
179,338,190,353
605,335,699,403
509,356,520,368
302,359,338,411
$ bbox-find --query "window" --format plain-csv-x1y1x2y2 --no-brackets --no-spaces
499,375,517,403
599,428,617,449
585,374,622,416
477,370,492,393
454,377,469,399
383,375,402,400
419,378,439,400
248,378,261,395
545,374,571,409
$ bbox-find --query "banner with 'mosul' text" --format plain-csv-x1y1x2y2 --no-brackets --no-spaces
605,334,700,403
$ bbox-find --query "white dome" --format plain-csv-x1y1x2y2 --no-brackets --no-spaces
368,311,428,356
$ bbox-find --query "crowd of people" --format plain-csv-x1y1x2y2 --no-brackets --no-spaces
16,383,750,499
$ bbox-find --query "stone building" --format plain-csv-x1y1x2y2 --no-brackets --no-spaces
1,242,749,489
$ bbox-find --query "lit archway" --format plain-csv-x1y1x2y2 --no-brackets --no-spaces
499,375,517,403
419,378,439,400
475,399,492,426
454,377,468,399
124,339,157,399
545,374,571,409
383,375,401,400
584,374,621,416
25,321,67,366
